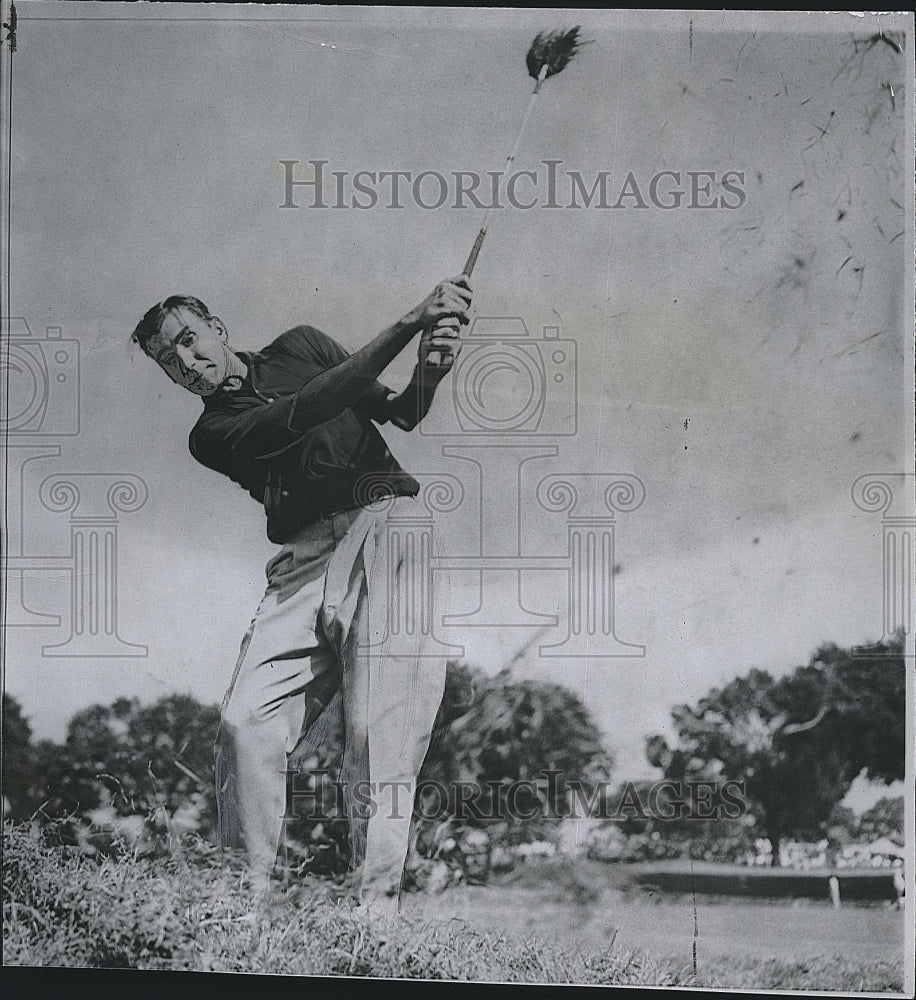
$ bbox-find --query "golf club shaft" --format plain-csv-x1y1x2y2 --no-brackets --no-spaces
428,67,549,366
463,66,548,278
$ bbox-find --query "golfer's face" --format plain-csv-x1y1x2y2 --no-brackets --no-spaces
148,307,230,397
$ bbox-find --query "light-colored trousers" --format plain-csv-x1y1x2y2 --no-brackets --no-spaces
214,496,448,903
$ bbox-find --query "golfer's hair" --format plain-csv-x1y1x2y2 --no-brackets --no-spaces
130,295,212,356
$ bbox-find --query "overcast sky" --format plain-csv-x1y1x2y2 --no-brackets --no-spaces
4,6,912,796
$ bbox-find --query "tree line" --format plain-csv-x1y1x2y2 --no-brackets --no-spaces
2,633,905,872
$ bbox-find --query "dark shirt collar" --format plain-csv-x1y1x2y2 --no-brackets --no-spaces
213,350,254,396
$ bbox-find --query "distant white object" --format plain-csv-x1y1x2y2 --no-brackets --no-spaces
892,869,905,909
828,875,841,909
516,840,555,859
865,837,906,859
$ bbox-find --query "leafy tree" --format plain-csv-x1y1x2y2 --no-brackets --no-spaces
798,638,905,784
825,803,859,844
647,634,905,865
421,662,614,842
2,694,36,819
32,695,221,839
857,796,904,843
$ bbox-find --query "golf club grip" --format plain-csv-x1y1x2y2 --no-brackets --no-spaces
463,225,487,278
427,226,486,368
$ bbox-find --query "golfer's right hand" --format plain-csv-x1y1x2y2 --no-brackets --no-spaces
406,275,473,333
418,317,462,376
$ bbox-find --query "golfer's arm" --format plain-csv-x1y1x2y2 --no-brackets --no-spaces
284,317,420,430
195,319,420,460
386,369,440,432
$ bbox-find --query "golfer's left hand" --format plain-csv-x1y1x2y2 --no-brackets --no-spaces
418,317,462,377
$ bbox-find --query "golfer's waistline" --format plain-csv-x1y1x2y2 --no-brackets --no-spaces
267,474,420,542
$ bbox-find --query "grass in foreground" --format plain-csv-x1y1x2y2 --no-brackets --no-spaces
1,822,904,991
696,955,904,993
1,822,678,983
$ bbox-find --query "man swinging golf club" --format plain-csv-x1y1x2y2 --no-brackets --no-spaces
130,26,583,915
131,275,472,910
